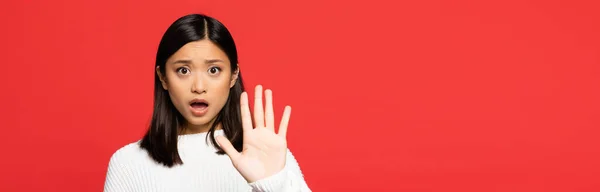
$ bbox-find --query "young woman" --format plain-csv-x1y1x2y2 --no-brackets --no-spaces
103,13,311,192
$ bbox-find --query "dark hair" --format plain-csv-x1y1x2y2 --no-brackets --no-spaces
140,14,245,167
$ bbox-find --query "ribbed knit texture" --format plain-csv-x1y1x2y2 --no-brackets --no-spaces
104,129,311,192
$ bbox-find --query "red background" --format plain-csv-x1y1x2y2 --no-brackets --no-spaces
1,0,599,191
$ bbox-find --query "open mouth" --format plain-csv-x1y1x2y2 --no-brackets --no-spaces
190,99,209,110
189,99,209,116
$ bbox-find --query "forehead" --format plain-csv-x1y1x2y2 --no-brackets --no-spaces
168,40,230,63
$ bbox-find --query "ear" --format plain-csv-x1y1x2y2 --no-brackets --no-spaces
156,66,168,90
230,65,239,88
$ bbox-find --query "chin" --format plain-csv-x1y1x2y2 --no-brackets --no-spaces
184,115,214,127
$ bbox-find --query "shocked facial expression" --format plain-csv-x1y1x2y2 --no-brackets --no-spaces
157,39,238,132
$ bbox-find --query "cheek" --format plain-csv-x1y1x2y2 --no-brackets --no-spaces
216,81,231,94
166,77,190,104
209,77,233,102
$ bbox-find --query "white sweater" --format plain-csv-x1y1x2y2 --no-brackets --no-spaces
104,129,311,192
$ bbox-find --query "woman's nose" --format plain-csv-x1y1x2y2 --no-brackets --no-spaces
191,74,207,94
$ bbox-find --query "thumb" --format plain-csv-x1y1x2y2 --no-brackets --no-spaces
216,135,241,161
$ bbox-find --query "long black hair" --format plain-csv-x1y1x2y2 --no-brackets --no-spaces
140,14,245,167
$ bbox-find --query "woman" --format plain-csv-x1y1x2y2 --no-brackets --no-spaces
104,13,311,192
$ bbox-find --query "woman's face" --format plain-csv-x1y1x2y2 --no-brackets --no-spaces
157,39,238,132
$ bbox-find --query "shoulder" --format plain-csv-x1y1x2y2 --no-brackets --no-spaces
284,148,305,171
285,148,303,162
107,140,149,168
104,140,151,191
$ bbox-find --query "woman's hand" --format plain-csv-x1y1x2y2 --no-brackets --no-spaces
216,85,291,183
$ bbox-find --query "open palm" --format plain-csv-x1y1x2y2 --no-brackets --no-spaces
216,85,291,183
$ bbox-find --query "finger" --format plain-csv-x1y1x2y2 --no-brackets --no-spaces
278,106,292,138
265,89,275,131
253,85,265,128
216,135,241,161
240,92,253,132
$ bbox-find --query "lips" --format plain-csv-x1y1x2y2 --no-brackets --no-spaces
189,99,209,116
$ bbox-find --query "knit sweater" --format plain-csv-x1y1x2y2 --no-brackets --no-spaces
103,129,311,192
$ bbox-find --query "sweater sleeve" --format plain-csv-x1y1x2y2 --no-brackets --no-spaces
103,147,135,192
248,149,312,192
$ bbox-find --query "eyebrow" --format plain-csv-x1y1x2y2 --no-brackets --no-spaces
171,60,192,65
205,59,225,64
171,59,225,65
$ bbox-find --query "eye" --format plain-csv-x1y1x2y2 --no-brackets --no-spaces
176,67,191,75
208,67,221,75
